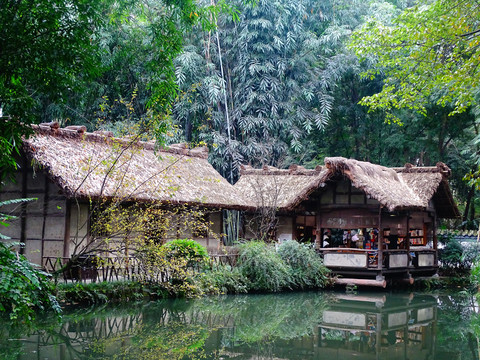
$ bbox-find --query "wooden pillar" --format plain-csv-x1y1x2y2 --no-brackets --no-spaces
20,155,28,255
315,213,321,249
40,175,50,264
291,216,296,240
315,202,322,249
433,213,438,266
63,199,71,258
377,206,383,270
406,212,410,252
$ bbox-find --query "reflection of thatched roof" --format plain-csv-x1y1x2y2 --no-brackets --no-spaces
235,157,459,218
23,123,247,209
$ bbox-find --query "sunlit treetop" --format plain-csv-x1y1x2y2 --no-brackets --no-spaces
350,0,480,122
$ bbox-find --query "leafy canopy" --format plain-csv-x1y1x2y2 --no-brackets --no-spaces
0,0,238,180
350,0,480,121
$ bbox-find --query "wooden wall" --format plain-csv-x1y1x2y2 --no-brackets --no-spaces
0,162,67,265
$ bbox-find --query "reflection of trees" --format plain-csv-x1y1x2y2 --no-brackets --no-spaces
436,293,480,360
194,293,331,344
8,292,480,360
1,293,332,359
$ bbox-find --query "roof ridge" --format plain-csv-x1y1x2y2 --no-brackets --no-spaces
239,164,323,176
393,162,451,177
33,122,208,159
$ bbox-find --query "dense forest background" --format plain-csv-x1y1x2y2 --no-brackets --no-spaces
1,0,479,228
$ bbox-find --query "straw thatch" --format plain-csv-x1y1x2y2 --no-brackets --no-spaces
235,157,459,218
23,123,248,209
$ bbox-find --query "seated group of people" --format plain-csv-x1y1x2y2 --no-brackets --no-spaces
323,228,405,250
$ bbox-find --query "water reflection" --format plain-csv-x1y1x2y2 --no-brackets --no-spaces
1,291,479,359
318,293,436,359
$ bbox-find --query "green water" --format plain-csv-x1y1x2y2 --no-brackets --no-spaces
1,290,479,359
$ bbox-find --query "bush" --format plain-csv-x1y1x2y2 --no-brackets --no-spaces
132,239,213,298
438,235,480,276
472,260,480,288
57,281,168,305
237,241,291,292
0,242,61,322
195,264,248,295
163,239,209,269
277,240,330,289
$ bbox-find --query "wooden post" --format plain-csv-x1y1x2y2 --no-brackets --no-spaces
377,206,383,270
20,155,28,255
63,199,71,258
40,175,50,264
433,213,438,266
291,216,296,241
406,212,410,252
406,212,411,280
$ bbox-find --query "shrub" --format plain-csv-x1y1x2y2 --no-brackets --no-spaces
277,240,330,289
0,242,60,322
163,239,209,269
471,259,480,289
57,281,168,305
237,241,291,292
438,235,480,276
195,264,248,295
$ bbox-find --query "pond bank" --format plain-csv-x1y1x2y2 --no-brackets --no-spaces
56,274,475,306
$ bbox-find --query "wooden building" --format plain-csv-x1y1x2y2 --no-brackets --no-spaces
235,157,460,286
0,122,247,266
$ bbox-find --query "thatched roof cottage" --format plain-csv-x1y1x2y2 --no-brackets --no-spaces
0,122,247,266
235,157,459,286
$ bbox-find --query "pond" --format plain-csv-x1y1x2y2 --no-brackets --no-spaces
1,290,480,359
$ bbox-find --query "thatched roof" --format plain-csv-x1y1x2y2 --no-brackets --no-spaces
234,157,459,218
23,122,248,209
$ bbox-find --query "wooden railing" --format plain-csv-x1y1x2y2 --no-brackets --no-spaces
42,253,241,283
318,247,437,270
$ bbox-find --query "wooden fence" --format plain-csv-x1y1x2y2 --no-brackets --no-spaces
42,253,240,284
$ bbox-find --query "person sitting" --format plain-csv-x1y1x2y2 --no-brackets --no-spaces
323,229,331,248
387,228,399,250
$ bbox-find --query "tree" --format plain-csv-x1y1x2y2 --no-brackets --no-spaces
350,0,480,118
0,0,234,180
174,0,359,181
0,0,111,177
350,0,480,196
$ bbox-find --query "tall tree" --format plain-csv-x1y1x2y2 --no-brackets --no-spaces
350,0,480,120
174,0,372,182
0,0,232,179
0,0,110,177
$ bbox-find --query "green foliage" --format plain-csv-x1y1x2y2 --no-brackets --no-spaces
438,234,480,276
173,0,371,179
134,242,200,298
163,239,209,268
350,0,480,119
0,242,60,322
237,241,291,292
439,238,464,271
0,198,36,239
236,240,330,292
195,263,249,295
0,0,110,177
0,0,233,178
277,240,330,289
470,260,480,289
56,281,167,305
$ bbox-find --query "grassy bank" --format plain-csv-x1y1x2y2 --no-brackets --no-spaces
56,240,333,305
